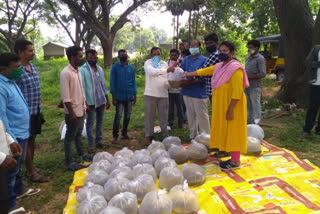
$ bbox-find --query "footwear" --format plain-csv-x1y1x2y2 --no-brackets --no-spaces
121,135,132,140
82,154,93,161
210,151,231,158
299,132,310,139
96,142,107,148
8,206,31,214
88,145,96,153
144,136,152,145
26,171,49,183
219,159,240,170
67,162,86,171
208,148,219,153
16,188,41,200
111,137,118,144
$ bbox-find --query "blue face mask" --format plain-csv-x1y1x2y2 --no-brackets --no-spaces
152,56,161,68
218,53,229,61
189,48,200,56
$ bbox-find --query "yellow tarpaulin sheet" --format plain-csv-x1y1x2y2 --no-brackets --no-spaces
63,141,320,214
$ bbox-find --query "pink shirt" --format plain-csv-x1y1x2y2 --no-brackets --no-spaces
60,64,86,117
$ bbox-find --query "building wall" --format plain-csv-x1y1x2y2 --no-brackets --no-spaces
43,43,66,60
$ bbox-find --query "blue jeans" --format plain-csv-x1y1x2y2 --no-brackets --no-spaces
6,138,28,210
112,100,132,138
64,114,85,166
245,87,262,124
86,104,105,146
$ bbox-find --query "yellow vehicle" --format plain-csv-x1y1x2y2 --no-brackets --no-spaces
256,34,285,81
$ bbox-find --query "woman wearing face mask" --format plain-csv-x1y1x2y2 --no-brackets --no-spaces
183,41,249,170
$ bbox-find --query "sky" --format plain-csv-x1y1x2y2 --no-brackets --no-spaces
39,2,190,44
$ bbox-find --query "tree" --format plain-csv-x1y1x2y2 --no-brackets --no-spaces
0,0,39,52
60,0,152,68
273,0,320,106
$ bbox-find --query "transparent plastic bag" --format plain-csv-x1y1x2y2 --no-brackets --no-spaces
108,192,138,214
98,206,125,214
168,144,188,164
77,182,105,203
103,177,131,201
114,147,134,159
130,153,153,167
186,140,208,162
129,174,157,202
247,124,264,140
77,195,108,214
107,157,131,174
151,149,169,164
169,181,199,214
109,166,133,180
182,163,205,187
162,136,181,150
194,132,210,148
84,170,109,186
132,163,157,182
159,167,184,189
134,149,150,156
93,152,113,163
88,160,111,174
139,190,173,214
148,140,166,154
247,136,262,155
155,157,177,176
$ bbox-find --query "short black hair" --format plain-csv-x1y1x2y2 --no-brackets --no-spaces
204,33,219,42
66,45,82,60
85,49,97,57
118,49,126,55
170,49,180,55
182,49,191,56
150,47,161,54
220,41,236,52
0,53,21,68
247,40,261,49
14,39,33,54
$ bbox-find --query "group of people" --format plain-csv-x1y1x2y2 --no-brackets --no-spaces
0,33,267,213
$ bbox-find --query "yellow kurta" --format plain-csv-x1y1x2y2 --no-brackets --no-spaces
197,65,247,153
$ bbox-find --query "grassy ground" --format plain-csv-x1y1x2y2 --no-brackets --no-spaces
17,60,320,213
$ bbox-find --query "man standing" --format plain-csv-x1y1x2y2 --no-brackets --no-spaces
80,49,110,153
181,40,210,139
110,49,137,143
203,33,221,104
15,39,48,183
301,45,320,138
245,40,266,124
0,53,39,214
144,47,172,144
60,46,92,171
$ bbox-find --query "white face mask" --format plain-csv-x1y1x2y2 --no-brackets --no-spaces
248,49,256,55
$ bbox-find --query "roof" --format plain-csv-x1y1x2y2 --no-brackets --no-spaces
256,34,281,43
43,42,70,48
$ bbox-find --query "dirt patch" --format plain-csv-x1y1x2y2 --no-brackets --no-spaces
262,86,280,97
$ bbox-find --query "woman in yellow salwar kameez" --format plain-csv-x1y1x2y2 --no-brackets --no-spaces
184,41,249,170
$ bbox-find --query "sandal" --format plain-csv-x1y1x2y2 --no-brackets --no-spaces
219,159,240,170
16,188,41,200
27,171,49,183
210,151,231,158
8,206,31,214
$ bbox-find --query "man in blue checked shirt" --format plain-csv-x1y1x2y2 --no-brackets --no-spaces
80,49,110,153
110,49,137,143
15,39,48,183
202,33,221,104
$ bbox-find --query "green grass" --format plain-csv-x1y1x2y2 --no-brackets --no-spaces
17,58,320,213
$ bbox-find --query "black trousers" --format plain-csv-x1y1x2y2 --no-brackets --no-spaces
0,167,9,214
168,93,184,128
303,85,320,133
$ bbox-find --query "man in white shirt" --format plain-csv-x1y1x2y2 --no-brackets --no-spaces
0,118,22,214
144,47,173,144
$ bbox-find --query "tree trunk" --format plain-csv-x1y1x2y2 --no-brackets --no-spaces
273,0,314,107
176,15,179,49
100,34,115,68
188,10,192,45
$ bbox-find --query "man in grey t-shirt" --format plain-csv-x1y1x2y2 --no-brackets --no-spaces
245,40,266,124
